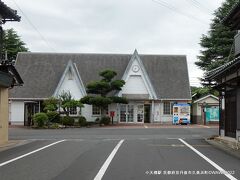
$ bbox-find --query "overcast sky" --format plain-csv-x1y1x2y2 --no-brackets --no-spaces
4,0,225,86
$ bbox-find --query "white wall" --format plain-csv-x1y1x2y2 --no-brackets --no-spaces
120,59,150,97
57,70,83,99
9,100,24,125
153,103,161,122
122,76,148,95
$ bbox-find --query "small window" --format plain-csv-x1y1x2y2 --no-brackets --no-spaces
92,105,101,115
69,106,77,115
68,68,73,80
163,102,174,115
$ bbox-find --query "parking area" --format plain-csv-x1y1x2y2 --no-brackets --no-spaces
0,126,239,180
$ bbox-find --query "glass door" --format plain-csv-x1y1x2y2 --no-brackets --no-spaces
119,104,134,123
137,105,144,123
120,105,127,122
127,105,134,122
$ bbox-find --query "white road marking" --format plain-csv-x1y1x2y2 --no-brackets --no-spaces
0,139,66,167
179,138,237,180
94,139,125,180
102,139,121,141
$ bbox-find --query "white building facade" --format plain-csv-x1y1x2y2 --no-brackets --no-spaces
9,50,191,125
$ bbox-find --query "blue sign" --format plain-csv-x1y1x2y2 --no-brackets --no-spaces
206,107,219,122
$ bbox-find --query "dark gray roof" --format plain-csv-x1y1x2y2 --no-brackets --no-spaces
0,0,21,22
10,52,191,100
223,1,240,29
205,56,240,79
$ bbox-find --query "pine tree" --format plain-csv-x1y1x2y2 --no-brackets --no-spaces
81,69,128,119
195,0,239,72
2,28,28,61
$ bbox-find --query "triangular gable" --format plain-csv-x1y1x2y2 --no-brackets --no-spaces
53,60,86,99
193,94,219,104
118,49,157,99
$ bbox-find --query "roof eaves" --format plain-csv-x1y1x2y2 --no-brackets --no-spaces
205,57,240,79
222,1,240,27
0,1,21,22
193,94,219,103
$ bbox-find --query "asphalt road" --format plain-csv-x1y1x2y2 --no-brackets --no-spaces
0,126,239,180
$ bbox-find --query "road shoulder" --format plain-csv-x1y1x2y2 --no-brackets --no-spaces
205,138,240,159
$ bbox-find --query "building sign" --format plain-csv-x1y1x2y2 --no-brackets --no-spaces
206,107,219,122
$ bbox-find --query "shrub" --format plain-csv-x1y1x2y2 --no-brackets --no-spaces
46,111,60,123
49,123,60,129
61,116,74,126
33,113,48,127
100,116,110,125
95,117,100,123
78,116,87,126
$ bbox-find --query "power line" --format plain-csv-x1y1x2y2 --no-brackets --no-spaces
151,0,209,25
185,0,210,14
10,0,56,51
190,0,213,13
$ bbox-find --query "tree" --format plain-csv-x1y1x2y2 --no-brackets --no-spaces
2,28,28,61
191,86,219,101
81,69,128,118
43,97,59,112
195,0,238,72
58,91,83,116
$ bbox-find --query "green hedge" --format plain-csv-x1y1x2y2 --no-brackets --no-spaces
61,116,74,126
78,116,87,126
100,116,110,125
46,111,60,123
33,113,48,127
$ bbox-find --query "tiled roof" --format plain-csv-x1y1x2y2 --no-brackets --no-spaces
10,52,191,100
205,56,240,79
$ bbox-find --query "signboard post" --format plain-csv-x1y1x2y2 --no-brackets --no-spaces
110,111,115,125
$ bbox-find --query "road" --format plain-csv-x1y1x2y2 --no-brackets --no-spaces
0,125,239,180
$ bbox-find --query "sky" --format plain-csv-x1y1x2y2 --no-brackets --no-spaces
4,0,225,87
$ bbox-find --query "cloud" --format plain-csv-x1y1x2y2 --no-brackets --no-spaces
4,0,225,86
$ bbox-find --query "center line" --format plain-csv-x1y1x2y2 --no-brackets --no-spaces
0,139,66,167
178,138,237,180
94,139,124,180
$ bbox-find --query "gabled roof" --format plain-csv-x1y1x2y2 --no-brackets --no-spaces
205,56,240,79
119,50,157,99
193,94,219,104
0,64,23,87
0,1,21,23
223,1,240,29
9,51,191,100
53,60,86,97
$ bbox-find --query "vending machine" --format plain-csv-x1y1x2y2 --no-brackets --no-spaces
172,103,191,125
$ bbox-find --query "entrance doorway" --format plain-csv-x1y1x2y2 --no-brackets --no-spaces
24,102,39,126
120,105,134,123
144,104,151,123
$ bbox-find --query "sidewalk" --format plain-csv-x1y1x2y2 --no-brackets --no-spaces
0,140,28,152
206,136,240,159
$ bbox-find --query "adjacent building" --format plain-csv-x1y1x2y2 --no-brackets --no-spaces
0,0,23,143
9,50,191,125
205,2,240,141
192,94,219,125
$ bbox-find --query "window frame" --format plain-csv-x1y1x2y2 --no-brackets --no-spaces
163,102,174,115
92,105,101,116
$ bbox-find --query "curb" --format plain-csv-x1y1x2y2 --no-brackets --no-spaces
0,140,29,152
205,138,240,159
